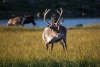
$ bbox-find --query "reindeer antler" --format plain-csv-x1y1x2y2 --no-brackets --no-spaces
43,9,51,25
60,17,64,24
56,8,64,24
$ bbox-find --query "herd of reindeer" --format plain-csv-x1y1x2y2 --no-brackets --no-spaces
3,8,67,51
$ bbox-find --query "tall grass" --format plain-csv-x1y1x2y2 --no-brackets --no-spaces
0,25,100,67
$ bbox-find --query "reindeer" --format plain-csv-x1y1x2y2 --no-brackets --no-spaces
6,15,36,27
42,8,67,51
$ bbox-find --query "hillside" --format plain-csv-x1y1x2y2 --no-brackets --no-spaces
0,0,100,19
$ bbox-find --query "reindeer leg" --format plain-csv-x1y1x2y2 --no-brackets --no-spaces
21,23,24,27
64,42,67,50
46,43,49,51
60,41,65,50
51,43,54,51
63,38,67,50
32,21,36,27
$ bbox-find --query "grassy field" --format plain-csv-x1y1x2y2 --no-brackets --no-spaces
0,24,100,67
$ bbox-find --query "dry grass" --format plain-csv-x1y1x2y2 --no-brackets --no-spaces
0,26,100,67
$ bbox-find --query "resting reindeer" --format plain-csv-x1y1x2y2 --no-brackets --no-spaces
42,8,67,51
7,15,36,27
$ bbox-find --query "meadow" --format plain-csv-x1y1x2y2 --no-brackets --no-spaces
0,24,100,67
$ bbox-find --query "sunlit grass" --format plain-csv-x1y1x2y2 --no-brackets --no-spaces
0,25,100,67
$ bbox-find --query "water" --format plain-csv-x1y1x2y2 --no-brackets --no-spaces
0,18,100,27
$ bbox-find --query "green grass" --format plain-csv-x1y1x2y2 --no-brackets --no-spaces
0,24,100,67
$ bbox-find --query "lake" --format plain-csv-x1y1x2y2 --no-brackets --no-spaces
0,18,100,27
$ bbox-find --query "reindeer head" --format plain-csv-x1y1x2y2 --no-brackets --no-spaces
43,8,64,31
51,14,58,23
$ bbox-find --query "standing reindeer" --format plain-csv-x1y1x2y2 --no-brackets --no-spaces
42,8,67,51
7,15,36,27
